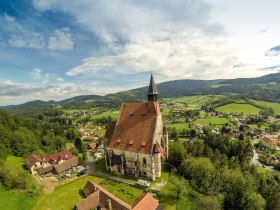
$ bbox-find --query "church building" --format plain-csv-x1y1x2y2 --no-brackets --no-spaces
104,75,168,180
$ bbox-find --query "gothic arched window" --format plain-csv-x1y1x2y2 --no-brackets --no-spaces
143,157,147,165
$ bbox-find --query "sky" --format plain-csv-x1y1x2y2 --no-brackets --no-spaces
0,0,280,105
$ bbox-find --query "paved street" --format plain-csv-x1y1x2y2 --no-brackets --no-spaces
252,148,280,175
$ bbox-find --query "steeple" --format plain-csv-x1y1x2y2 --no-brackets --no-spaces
148,74,158,101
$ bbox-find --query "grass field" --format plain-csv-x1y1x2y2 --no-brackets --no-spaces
171,95,215,104
5,156,26,171
251,100,280,115
0,185,38,210
0,156,39,210
194,117,229,125
215,103,260,114
35,175,143,210
92,110,119,119
166,123,189,130
256,166,267,174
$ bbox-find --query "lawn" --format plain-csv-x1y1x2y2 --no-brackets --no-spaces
166,123,189,130
256,166,267,174
194,117,230,125
0,156,39,210
251,100,280,115
34,176,104,210
5,156,26,172
35,175,143,210
0,185,38,210
158,180,192,210
171,95,214,104
215,103,260,114
92,110,119,119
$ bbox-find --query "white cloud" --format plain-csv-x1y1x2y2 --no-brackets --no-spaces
30,0,280,82
32,0,57,11
1,13,45,49
48,28,74,51
30,68,64,83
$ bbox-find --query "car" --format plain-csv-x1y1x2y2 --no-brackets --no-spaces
137,179,150,187
77,171,86,177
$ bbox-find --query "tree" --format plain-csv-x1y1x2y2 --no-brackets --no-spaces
168,142,186,168
246,193,266,210
190,129,197,139
74,138,83,153
194,196,222,210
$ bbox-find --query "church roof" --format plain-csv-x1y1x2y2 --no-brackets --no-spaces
106,101,160,154
148,74,158,95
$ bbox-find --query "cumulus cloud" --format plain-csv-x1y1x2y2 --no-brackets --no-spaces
1,13,45,49
30,68,64,83
48,28,74,51
32,0,243,81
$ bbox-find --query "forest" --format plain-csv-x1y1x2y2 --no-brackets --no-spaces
167,130,280,210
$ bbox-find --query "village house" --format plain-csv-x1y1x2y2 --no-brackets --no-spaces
25,150,83,176
261,134,280,147
104,75,168,180
75,181,162,210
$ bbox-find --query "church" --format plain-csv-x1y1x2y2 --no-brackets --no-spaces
104,75,168,180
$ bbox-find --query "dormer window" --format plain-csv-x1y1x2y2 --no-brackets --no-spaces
117,139,121,143
142,112,146,116
129,140,133,145
141,142,146,147
129,112,134,116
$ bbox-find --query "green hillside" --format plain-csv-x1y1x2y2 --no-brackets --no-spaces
215,103,261,114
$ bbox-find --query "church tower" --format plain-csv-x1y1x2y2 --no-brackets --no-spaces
147,74,158,101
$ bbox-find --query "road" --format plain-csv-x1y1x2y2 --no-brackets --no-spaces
252,148,280,175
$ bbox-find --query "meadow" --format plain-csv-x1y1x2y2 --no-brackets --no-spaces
34,176,143,210
0,156,39,210
194,117,229,125
251,99,280,115
215,103,260,114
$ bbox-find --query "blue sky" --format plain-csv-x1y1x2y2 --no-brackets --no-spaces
0,0,280,105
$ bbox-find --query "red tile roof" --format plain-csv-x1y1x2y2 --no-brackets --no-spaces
77,181,160,210
105,121,116,140
88,142,97,149
78,181,131,210
132,193,159,210
75,190,100,210
106,101,160,154
47,150,73,163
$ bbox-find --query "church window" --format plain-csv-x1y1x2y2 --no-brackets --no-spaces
143,157,146,165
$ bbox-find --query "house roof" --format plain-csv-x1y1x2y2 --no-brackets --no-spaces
106,101,160,154
25,154,43,169
75,190,100,210
79,181,131,210
105,121,117,140
83,180,97,196
54,157,83,174
88,142,97,149
77,181,160,210
37,165,54,175
132,192,159,210
47,150,73,163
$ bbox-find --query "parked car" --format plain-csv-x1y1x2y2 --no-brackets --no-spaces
137,179,150,187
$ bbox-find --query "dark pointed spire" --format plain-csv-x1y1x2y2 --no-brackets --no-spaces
148,74,158,101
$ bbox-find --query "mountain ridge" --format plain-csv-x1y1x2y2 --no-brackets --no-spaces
2,72,280,110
